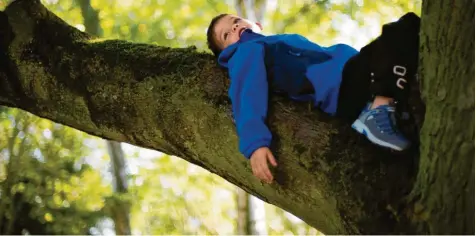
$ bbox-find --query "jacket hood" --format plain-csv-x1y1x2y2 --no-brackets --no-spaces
217,29,265,67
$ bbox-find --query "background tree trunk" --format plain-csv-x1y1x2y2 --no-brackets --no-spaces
75,0,131,234
235,0,267,23
408,0,475,234
0,0,473,234
106,141,132,235
77,0,102,37
236,188,251,235
236,188,268,235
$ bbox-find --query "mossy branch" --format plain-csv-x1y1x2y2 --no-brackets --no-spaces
0,0,424,234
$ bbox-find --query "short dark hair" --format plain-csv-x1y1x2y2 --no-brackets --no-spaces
207,13,228,57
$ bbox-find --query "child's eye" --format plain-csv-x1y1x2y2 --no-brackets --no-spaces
234,18,240,24
224,32,229,40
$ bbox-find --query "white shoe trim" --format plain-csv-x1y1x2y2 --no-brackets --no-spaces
351,120,403,151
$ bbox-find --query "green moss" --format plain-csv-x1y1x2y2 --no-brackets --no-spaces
2,2,428,233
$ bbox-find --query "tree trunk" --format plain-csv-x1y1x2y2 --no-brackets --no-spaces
106,141,132,235
236,188,268,235
408,0,475,234
77,0,102,37
0,0,473,234
236,188,251,235
234,0,267,23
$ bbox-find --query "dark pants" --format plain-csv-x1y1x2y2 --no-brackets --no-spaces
336,12,421,122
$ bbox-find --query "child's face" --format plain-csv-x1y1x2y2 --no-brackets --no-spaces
213,14,263,50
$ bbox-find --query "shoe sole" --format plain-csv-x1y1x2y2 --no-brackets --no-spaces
351,120,404,151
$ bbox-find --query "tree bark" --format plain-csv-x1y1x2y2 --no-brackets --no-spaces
0,0,473,234
408,0,475,234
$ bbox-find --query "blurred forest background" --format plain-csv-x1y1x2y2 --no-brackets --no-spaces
0,0,420,234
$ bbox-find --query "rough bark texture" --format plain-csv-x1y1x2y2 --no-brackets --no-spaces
0,0,472,234
408,0,475,234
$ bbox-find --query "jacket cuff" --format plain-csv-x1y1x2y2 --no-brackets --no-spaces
242,139,271,159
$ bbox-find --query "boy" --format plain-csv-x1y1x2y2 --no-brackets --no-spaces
206,13,420,184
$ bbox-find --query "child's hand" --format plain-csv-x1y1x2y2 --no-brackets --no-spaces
250,147,278,184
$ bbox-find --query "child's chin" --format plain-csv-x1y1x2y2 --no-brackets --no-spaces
250,25,262,33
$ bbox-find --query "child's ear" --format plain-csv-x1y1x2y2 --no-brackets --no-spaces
256,22,263,30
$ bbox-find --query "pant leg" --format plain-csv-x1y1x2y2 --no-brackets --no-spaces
335,53,373,122
335,12,421,122
361,12,421,101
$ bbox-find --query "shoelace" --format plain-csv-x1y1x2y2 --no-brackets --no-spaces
373,108,399,135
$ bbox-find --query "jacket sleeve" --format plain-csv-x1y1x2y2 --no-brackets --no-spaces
227,42,272,159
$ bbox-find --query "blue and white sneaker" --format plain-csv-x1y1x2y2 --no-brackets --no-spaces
351,104,410,151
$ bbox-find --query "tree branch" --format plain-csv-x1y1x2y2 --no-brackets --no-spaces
0,0,421,234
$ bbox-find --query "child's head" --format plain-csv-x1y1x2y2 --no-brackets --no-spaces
207,14,263,57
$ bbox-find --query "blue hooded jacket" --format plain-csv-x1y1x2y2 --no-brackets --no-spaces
218,30,358,159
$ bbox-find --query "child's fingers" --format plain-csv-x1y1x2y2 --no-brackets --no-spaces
251,154,273,183
257,167,267,182
251,162,258,177
263,166,273,183
267,152,278,167
257,162,269,182
251,158,266,181
251,159,263,180
261,158,274,183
